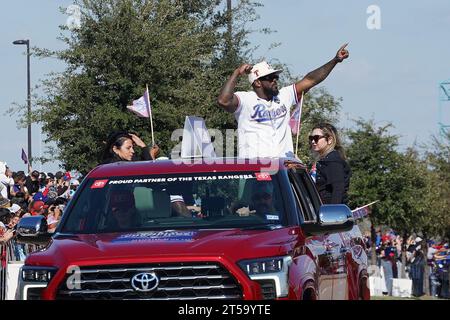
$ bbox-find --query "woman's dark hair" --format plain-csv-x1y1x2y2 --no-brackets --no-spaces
101,131,133,161
0,208,12,225
13,172,26,184
311,122,346,160
14,192,25,198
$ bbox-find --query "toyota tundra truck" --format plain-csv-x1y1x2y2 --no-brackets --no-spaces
16,158,369,300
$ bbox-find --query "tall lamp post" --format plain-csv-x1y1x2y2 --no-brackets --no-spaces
13,39,32,166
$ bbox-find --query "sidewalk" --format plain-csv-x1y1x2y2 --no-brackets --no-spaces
371,295,446,300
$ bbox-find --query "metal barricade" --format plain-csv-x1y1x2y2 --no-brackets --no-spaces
0,239,42,300
0,241,15,300
0,243,6,300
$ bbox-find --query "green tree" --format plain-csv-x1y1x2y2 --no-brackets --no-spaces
393,148,433,278
30,0,342,173
402,134,450,294
347,120,449,287
402,136,450,294
32,0,257,173
294,87,342,164
424,133,450,241
346,119,425,266
346,120,400,220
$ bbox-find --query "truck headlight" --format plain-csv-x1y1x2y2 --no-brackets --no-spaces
22,266,58,283
238,256,292,298
239,257,284,275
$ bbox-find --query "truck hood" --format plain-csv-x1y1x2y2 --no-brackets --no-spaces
26,228,298,267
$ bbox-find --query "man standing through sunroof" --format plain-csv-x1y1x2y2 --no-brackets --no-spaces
217,44,349,158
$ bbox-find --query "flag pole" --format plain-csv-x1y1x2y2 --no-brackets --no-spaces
352,200,380,212
145,84,155,146
295,92,304,157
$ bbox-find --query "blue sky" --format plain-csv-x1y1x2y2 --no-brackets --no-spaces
1,0,449,173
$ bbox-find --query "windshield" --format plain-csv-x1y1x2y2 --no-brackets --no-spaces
61,171,288,233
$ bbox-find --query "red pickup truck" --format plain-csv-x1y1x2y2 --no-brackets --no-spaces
16,158,369,300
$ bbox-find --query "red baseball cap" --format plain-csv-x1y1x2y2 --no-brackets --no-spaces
30,200,48,215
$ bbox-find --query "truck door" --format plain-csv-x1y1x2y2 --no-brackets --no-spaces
287,165,348,300
287,165,331,299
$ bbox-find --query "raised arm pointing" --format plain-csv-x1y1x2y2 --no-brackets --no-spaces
295,43,349,97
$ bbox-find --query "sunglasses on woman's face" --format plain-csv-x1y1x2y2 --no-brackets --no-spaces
308,135,326,144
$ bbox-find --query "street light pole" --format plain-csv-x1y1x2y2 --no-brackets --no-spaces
13,39,32,166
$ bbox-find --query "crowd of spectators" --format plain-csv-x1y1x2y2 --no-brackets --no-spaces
363,229,449,298
0,160,80,246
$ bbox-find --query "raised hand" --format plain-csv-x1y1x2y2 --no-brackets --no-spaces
129,133,146,148
150,144,160,160
335,43,349,62
237,63,253,76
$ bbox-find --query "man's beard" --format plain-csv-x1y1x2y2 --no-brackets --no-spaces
263,85,279,97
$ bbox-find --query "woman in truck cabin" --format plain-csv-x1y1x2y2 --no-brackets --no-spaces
309,123,351,205
101,131,160,164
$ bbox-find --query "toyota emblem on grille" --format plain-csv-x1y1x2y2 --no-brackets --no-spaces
131,272,159,292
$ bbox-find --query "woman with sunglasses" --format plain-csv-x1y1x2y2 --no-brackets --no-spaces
309,123,351,205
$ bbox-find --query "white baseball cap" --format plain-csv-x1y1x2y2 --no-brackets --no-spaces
248,61,282,84
8,203,21,214
415,236,422,243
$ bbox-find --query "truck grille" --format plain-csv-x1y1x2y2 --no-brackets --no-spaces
56,262,243,300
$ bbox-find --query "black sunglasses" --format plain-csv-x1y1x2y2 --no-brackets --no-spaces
259,74,279,82
308,135,326,143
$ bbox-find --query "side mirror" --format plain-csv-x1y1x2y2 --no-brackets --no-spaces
302,204,354,236
16,216,52,245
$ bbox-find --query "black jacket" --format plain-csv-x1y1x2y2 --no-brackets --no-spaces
315,149,351,205
101,145,152,164
25,176,40,195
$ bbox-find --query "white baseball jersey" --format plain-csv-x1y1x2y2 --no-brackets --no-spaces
234,84,299,158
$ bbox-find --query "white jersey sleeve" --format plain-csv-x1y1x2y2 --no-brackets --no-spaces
279,84,299,108
233,91,249,116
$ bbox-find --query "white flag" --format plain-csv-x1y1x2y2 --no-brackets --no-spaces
126,89,151,118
